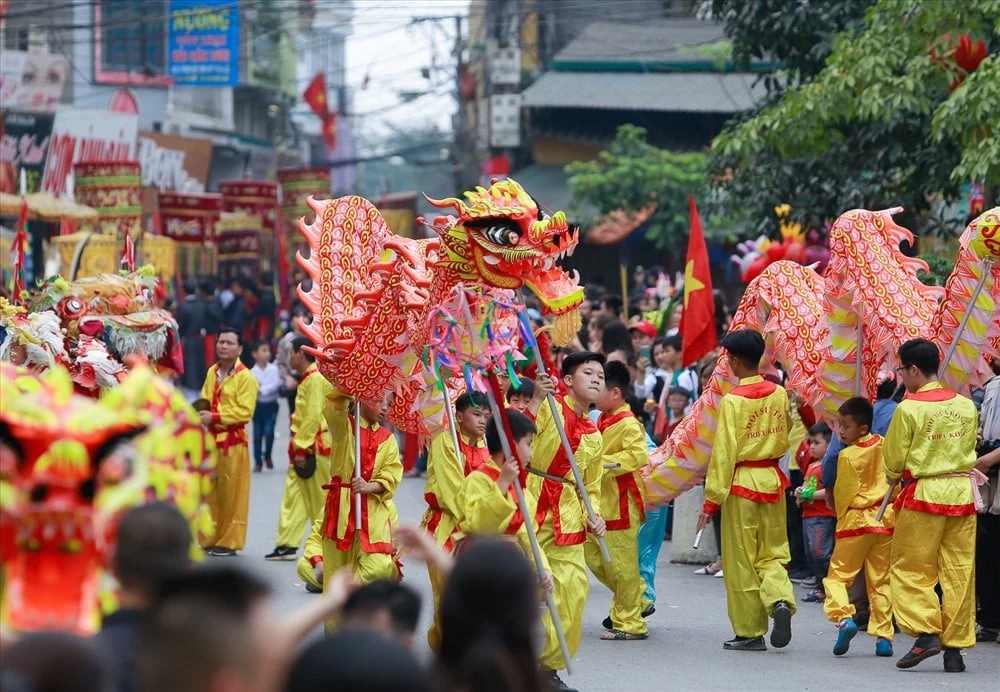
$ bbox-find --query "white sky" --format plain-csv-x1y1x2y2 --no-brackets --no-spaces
345,0,471,141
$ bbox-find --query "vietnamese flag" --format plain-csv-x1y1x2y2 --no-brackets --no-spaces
303,73,329,117
679,194,717,367
320,113,337,152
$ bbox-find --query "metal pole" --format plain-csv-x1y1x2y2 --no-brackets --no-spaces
353,400,363,531
481,386,573,674
434,351,467,471
854,316,863,396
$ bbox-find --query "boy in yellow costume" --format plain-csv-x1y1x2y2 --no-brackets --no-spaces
696,329,795,651
586,360,649,641
297,518,325,592
458,410,553,592
266,337,333,560
266,337,333,561
822,397,895,658
884,338,979,672
321,393,402,588
199,328,259,556
421,391,490,650
529,351,606,692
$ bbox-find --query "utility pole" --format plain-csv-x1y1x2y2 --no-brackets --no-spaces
486,0,522,177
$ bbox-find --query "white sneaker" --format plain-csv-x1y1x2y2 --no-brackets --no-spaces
714,569,724,578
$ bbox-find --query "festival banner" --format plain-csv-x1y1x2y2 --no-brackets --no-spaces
40,109,139,197
1,110,55,194
167,0,240,87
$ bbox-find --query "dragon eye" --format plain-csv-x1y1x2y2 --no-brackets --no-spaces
483,226,519,246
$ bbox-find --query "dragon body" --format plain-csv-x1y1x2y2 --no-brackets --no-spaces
645,207,1000,504
297,179,584,433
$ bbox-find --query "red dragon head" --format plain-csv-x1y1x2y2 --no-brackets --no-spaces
0,363,146,634
425,178,584,345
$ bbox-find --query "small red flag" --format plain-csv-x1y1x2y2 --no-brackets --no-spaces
679,195,717,367
320,113,337,152
303,73,329,117
11,197,28,301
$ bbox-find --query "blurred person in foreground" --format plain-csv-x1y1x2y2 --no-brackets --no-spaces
97,503,193,692
285,630,431,692
339,580,422,649
1,631,111,692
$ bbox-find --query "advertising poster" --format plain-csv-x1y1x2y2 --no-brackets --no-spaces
168,0,240,87
40,109,139,197
0,109,55,194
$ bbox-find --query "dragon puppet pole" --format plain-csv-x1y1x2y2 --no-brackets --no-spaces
354,399,363,531
876,263,993,523
484,372,573,675
433,351,466,472
509,294,612,564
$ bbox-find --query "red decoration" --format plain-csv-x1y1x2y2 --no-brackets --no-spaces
931,34,988,91
303,73,329,117
679,195,717,367
11,198,28,301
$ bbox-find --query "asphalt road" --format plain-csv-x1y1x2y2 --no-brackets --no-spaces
217,405,999,690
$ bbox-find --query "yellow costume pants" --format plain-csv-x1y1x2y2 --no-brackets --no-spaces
275,462,327,548
822,532,893,640
322,535,399,632
890,509,976,648
296,519,325,591
426,564,447,652
585,503,646,635
720,494,797,638
539,532,588,671
206,443,250,550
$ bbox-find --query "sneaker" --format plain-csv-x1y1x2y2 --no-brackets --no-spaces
801,590,825,603
265,546,297,561
876,638,893,657
976,625,999,643
770,601,793,649
206,547,236,557
714,569,724,578
723,636,767,651
542,668,577,692
304,582,322,594
942,648,965,673
833,618,858,656
800,576,820,589
895,634,942,669
641,603,656,619
788,571,812,584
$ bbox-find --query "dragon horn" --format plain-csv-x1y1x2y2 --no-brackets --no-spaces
422,193,467,215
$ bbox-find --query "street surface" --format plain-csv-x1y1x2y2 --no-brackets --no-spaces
221,405,999,690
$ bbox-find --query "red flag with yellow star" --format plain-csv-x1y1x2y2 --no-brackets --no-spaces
303,73,329,117
679,194,716,367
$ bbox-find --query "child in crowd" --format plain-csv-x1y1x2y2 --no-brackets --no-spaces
587,361,650,641
664,386,691,439
794,422,836,603
823,397,895,658
529,351,606,691
422,392,490,650
506,378,535,412
249,340,281,472
696,329,795,652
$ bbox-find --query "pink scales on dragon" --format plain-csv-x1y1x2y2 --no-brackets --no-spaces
295,178,585,434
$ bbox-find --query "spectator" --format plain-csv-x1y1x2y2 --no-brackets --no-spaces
437,539,546,692
587,313,616,352
1,632,111,692
340,580,422,649
600,294,623,319
254,272,277,342
97,503,193,692
600,321,633,360
219,278,249,337
277,306,307,414
250,340,281,472
285,630,431,692
176,280,211,399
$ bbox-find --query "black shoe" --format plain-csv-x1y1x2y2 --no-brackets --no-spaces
602,615,612,630
642,604,656,618
942,648,965,673
788,570,812,583
770,601,792,649
254,464,262,473
265,546,297,561
896,634,942,669
542,668,577,692
723,636,767,651
206,547,236,557
265,458,274,469
305,582,322,594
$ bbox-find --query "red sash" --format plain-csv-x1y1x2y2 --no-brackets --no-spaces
535,398,598,546
209,362,249,453
730,458,789,504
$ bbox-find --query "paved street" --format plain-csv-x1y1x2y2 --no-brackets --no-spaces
220,406,998,690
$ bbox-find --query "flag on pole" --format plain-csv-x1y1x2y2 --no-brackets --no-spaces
679,194,717,367
11,197,28,301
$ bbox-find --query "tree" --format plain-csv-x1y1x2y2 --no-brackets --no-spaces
710,0,999,238
565,125,708,249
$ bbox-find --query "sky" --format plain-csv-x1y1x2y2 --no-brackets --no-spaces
344,0,471,146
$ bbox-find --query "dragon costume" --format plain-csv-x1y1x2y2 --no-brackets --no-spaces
296,178,584,433
644,207,1000,504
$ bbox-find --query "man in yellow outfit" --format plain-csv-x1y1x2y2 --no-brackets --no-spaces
822,397,895,658
529,351,606,692
321,392,402,585
266,337,332,561
884,338,979,672
696,329,795,651
586,361,649,641
199,328,259,556
421,391,490,650
458,410,553,591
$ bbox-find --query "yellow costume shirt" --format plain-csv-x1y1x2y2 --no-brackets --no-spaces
883,382,978,515
703,376,792,513
832,433,894,538
422,431,488,551
290,363,333,457
595,404,648,530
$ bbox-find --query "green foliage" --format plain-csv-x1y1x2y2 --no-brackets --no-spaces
565,125,708,249
710,0,999,239
917,253,954,287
